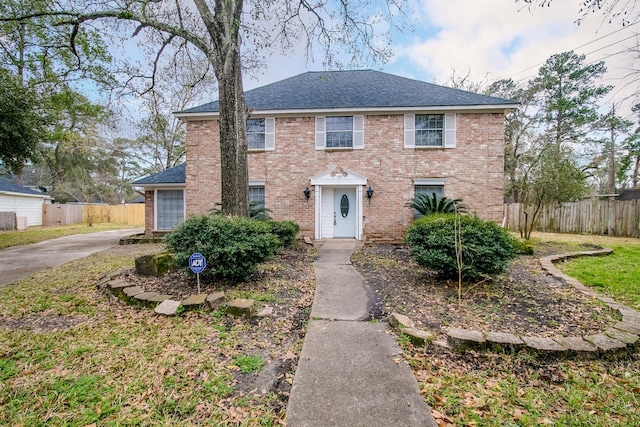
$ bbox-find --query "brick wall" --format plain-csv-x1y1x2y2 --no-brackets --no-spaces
185,112,505,241
144,190,154,236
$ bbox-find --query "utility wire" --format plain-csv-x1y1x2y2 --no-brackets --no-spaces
507,21,639,79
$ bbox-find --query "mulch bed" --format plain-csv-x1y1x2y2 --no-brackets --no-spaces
351,243,619,339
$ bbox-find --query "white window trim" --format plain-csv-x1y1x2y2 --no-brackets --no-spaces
154,188,186,231
404,113,456,149
413,178,446,186
315,115,364,150
247,117,275,151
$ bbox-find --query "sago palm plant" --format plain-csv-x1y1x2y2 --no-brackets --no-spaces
405,193,469,216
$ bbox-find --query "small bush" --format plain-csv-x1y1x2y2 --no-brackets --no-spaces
405,214,517,281
165,215,280,282
513,239,534,255
266,220,299,247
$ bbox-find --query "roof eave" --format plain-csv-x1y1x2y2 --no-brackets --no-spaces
131,183,185,188
175,104,520,120
0,190,51,199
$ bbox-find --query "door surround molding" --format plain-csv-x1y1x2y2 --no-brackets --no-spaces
310,167,367,240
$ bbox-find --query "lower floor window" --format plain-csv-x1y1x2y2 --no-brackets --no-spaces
157,189,184,230
249,186,265,208
413,185,444,218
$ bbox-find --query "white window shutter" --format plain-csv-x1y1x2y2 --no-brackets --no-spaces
353,115,364,149
264,118,275,151
404,114,415,148
315,116,326,150
444,113,457,148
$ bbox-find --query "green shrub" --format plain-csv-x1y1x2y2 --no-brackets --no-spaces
164,215,280,282
405,193,469,216
266,220,299,247
405,214,517,281
513,239,534,255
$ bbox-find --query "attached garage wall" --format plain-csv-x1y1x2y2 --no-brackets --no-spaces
0,194,46,227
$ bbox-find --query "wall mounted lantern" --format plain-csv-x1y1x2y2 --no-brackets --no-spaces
303,187,311,200
366,186,374,199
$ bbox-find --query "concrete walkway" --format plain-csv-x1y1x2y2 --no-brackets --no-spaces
286,239,437,427
0,228,142,287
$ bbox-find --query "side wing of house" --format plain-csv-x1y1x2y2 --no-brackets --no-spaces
131,163,186,236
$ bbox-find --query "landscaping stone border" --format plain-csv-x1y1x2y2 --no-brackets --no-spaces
392,249,640,356
97,270,272,318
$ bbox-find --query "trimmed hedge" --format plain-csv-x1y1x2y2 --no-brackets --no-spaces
266,220,299,247
405,214,517,281
165,215,283,282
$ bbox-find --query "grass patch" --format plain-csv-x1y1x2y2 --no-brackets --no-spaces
0,243,315,425
529,232,640,309
411,348,640,426
233,355,266,373
0,223,134,250
560,245,640,309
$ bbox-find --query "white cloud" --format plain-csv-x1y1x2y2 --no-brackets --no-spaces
387,0,638,113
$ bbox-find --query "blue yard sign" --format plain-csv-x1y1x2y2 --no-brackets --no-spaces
189,252,206,274
189,252,206,295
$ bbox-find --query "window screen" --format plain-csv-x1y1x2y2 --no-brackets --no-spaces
413,185,444,218
249,186,265,208
247,118,266,149
326,116,353,148
415,114,444,147
157,189,184,230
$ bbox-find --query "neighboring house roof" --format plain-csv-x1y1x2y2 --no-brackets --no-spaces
132,163,186,186
0,179,50,198
177,70,518,116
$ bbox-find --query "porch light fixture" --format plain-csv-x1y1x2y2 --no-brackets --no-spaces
366,186,374,199
303,187,311,200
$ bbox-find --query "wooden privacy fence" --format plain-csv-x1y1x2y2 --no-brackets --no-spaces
43,204,83,226
0,212,16,230
82,204,144,226
504,200,640,238
43,203,144,226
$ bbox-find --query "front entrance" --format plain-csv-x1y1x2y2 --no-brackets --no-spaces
311,167,367,240
333,188,356,238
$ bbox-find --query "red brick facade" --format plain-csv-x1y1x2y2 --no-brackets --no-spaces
183,112,505,241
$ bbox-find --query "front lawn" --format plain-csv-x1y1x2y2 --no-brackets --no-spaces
0,243,315,426
547,233,640,309
353,232,640,426
0,223,134,250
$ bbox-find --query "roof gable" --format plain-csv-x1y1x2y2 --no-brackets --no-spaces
180,70,517,115
132,163,186,185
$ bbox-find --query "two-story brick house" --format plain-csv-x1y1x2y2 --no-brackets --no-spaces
133,70,517,241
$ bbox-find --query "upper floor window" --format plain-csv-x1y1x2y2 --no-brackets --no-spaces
415,114,444,147
404,113,456,149
247,118,275,151
326,116,354,148
315,115,364,150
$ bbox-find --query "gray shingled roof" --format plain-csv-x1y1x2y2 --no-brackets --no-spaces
0,180,48,197
181,70,516,114
132,163,185,185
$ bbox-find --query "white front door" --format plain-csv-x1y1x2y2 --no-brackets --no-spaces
333,188,356,238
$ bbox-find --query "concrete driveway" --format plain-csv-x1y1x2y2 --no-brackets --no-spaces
0,228,143,287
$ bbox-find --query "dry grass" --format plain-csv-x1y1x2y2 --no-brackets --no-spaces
0,243,316,426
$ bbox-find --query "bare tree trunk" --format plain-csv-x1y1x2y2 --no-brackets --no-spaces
209,0,249,217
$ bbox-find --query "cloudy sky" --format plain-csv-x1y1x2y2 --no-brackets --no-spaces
242,0,638,118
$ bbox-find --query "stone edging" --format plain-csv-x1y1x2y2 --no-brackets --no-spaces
395,249,640,355
96,269,273,318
